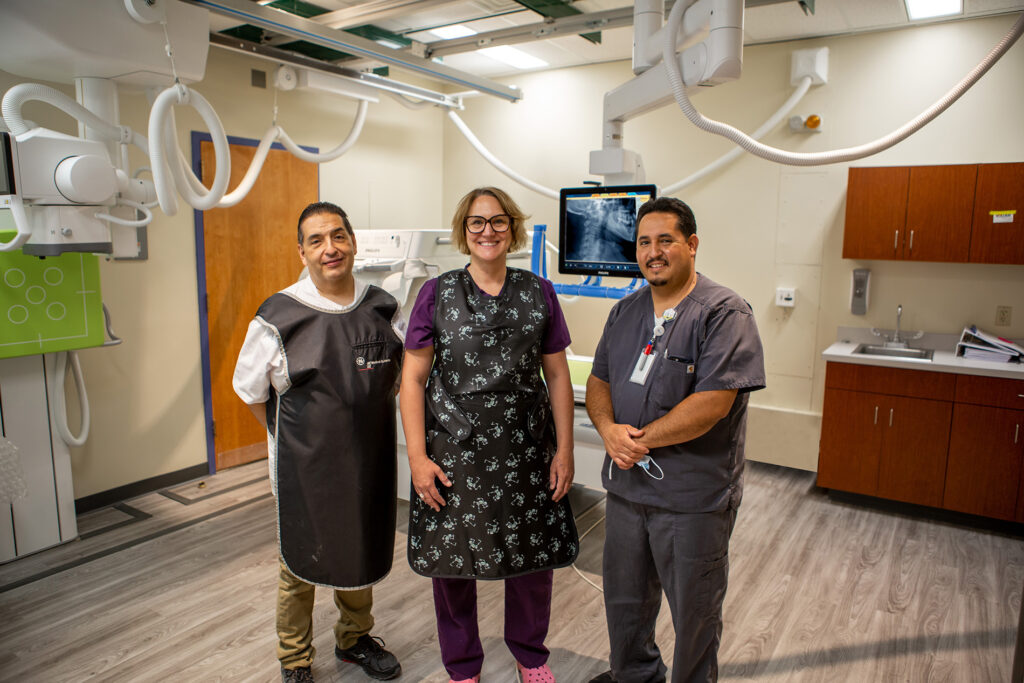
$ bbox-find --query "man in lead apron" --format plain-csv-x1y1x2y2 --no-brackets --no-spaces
233,202,405,683
586,197,765,683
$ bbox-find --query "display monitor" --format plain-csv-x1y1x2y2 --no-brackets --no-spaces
558,184,656,278
0,133,15,196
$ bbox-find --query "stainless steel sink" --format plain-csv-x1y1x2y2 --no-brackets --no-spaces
852,344,934,361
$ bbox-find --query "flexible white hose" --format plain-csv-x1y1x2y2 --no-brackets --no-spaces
95,199,153,227
149,84,231,213
664,4,1024,166
447,111,559,200
661,75,811,194
276,99,368,163
3,83,118,139
217,126,279,208
151,94,365,210
1,83,148,155
55,351,89,447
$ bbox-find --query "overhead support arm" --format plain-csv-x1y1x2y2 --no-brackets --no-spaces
209,34,463,109
182,0,523,101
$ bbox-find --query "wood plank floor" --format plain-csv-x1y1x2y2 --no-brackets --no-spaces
1,460,1020,682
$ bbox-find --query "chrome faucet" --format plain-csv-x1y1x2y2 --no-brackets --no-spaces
893,304,904,345
871,303,922,348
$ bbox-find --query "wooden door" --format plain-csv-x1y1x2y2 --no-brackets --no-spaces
817,388,883,496
876,395,952,508
200,141,318,470
904,164,976,262
842,166,909,260
969,162,1024,264
944,403,1022,521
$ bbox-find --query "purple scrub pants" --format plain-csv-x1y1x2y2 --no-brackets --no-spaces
432,570,553,679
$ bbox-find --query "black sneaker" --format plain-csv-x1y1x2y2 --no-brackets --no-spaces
335,635,402,680
281,666,314,683
588,671,616,683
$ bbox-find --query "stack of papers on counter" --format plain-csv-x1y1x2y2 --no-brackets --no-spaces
956,326,1023,363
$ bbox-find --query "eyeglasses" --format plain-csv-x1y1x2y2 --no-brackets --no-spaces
465,214,511,233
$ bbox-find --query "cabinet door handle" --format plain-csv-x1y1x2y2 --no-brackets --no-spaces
874,406,879,425
894,230,899,251
1016,424,1020,445
889,408,894,427
909,230,914,252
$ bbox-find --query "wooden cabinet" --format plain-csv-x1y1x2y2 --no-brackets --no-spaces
843,162,1023,264
904,165,976,262
819,363,1024,521
943,375,1024,521
969,162,1024,264
876,394,953,507
817,363,954,507
818,388,883,495
843,167,909,260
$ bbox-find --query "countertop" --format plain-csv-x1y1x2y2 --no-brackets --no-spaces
823,326,1024,380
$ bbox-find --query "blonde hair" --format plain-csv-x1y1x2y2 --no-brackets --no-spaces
450,187,529,255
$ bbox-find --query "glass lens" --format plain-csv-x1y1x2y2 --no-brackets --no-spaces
490,215,510,231
466,216,486,232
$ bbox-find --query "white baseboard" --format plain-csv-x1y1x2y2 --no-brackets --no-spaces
745,405,822,472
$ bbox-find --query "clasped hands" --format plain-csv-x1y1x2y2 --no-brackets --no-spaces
598,423,649,470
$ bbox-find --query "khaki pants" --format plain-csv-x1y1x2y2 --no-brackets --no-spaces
277,558,375,669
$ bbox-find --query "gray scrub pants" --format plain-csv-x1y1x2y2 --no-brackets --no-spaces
603,492,737,683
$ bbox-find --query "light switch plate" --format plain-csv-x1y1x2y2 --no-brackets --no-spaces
775,287,796,308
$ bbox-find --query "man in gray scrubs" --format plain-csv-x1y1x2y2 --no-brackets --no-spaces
586,197,765,683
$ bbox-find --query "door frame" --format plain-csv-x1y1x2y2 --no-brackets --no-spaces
190,131,318,473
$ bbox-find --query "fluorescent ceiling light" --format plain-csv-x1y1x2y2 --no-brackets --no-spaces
904,0,962,20
430,25,477,40
375,39,405,50
478,45,548,70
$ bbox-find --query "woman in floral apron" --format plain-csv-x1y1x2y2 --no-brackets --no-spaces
400,187,578,683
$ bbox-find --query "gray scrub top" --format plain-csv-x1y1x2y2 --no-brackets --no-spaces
591,273,766,513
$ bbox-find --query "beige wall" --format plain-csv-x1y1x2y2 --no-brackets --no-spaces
442,14,1024,469
2,47,446,498
4,14,1022,495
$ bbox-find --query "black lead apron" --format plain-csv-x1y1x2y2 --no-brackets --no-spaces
260,286,403,589
408,268,579,579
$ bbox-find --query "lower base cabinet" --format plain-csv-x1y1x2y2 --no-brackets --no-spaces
818,362,1024,521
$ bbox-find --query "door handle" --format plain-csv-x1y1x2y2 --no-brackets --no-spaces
909,230,914,252
894,230,899,251
889,408,894,427
1016,424,1020,445
874,406,879,425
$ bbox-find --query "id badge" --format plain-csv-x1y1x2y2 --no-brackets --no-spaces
629,351,656,385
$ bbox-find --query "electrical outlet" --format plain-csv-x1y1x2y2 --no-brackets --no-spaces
995,306,1012,327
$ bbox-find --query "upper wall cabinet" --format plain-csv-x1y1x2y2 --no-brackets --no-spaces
969,162,1024,264
842,162,1023,265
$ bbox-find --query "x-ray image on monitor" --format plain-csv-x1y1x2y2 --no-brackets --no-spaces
558,184,656,278
564,196,637,264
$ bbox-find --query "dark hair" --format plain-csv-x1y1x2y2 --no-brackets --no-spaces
297,201,353,243
636,197,697,238
450,187,529,255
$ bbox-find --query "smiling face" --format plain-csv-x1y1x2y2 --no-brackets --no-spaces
636,211,698,292
465,194,512,266
297,211,357,293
